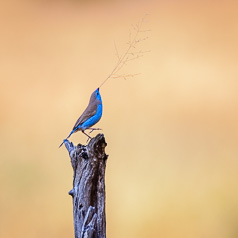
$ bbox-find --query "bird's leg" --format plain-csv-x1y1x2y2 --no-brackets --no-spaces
82,131,92,139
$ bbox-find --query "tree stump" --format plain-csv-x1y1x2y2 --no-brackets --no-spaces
63,134,108,238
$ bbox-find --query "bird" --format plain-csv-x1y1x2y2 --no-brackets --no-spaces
59,88,103,148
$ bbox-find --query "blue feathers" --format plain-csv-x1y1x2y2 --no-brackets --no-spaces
80,104,102,130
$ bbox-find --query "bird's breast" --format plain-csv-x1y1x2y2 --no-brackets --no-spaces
81,103,103,130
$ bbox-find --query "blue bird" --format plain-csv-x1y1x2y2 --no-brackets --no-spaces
59,88,103,148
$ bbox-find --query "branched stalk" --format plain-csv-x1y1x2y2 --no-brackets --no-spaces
99,17,149,88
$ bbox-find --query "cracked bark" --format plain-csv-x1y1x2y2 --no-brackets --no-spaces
63,134,108,238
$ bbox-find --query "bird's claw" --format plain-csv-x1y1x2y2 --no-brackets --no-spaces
87,128,102,134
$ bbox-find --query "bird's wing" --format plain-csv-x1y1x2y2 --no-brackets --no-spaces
73,102,98,130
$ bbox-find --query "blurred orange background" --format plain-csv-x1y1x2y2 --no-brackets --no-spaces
0,0,238,237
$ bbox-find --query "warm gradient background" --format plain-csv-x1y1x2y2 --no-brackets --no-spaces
0,0,238,237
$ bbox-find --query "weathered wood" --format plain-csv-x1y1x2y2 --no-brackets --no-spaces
64,134,108,238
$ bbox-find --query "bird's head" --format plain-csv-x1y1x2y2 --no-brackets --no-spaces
90,88,102,103
95,88,101,100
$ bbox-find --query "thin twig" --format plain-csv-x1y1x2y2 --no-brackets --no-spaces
99,17,149,88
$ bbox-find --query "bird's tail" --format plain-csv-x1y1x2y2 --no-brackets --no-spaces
59,128,77,148
59,139,66,148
